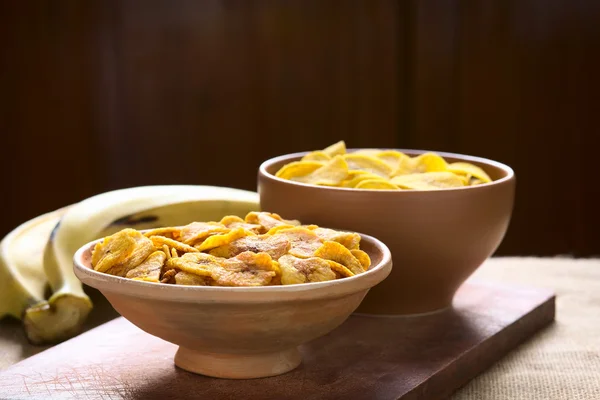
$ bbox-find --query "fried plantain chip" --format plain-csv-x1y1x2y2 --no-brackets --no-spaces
350,249,371,271
322,140,346,157
275,161,324,180
265,225,298,235
341,172,384,188
342,154,393,178
142,227,181,240
291,155,349,186
162,244,171,260
245,212,300,230
301,151,332,162
313,241,364,275
391,171,466,190
220,215,265,234
166,252,221,277
355,179,399,190
209,233,291,259
92,228,155,277
310,227,361,250
325,260,355,278
195,227,256,252
376,150,408,171
126,251,167,282
210,251,278,286
174,271,211,286
446,162,492,183
271,227,324,258
180,221,230,245
150,235,198,254
351,149,382,156
393,152,448,176
278,254,336,285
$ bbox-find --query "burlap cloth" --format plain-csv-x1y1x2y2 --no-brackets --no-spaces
1,257,599,399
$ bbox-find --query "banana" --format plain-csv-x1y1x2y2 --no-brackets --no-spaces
25,185,260,344
0,207,69,321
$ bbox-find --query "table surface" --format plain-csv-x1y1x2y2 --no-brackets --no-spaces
1,256,599,400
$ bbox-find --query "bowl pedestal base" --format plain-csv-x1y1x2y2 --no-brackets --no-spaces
174,346,302,379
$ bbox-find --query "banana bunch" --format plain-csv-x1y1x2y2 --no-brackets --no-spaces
0,185,260,345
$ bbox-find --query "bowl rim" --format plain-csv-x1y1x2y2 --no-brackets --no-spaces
259,148,515,193
73,231,392,303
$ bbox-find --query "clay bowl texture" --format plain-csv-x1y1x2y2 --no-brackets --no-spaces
258,149,515,315
73,232,392,379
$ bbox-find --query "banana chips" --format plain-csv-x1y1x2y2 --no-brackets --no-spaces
275,141,493,190
91,212,371,287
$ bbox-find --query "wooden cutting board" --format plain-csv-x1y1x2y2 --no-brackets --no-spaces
0,280,555,400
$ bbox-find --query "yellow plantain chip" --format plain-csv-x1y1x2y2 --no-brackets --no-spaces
166,252,221,277
275,161,324,180
457,174,470,185
351,149,382,156
162,244,171,260
180,221,230,245
313,241,364,275
220,215,244,225
342,154,394,178
265,225,298,235
393,152,448,176
470,177,484,185
150,235,198,254
245,212,301,230
346,170,369,179
341,172,383,188
376,150,408,171
278,254,336,285
195,227,256,252
211,251,278,286
92,228,155,276
446,162,492,183
174,271,211,286
326,260,355,278
209,233,291,260
271,227,324,258
126,251,167,282
301,151,332,162
291,155,349,186
142,227,181,240
220,215,265,234
310,227,361,250
391,171,466,190
355,179,399,190
322,140,346,157
350,249,371,271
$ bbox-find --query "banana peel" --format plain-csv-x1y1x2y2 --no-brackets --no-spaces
21,185,260,344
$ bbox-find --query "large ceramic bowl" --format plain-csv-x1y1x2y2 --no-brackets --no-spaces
73,232,392,379
258,149,515,315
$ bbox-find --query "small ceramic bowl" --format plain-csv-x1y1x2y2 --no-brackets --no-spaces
258,149,515,315
73,233,392,379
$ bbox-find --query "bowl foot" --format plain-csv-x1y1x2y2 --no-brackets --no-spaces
174,346,302,379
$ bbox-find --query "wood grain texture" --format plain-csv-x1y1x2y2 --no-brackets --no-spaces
1,0,599,256
0,280,555,400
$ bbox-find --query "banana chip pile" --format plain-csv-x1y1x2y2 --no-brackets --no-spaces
90,212,371,286
275,141,493,190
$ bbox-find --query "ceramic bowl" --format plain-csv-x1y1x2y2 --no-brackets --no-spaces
258,149,515,315
73,233,392,379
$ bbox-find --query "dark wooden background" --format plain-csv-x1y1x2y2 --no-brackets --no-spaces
1,1,598,256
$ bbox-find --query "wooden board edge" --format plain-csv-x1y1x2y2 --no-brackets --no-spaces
405,292,556,400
